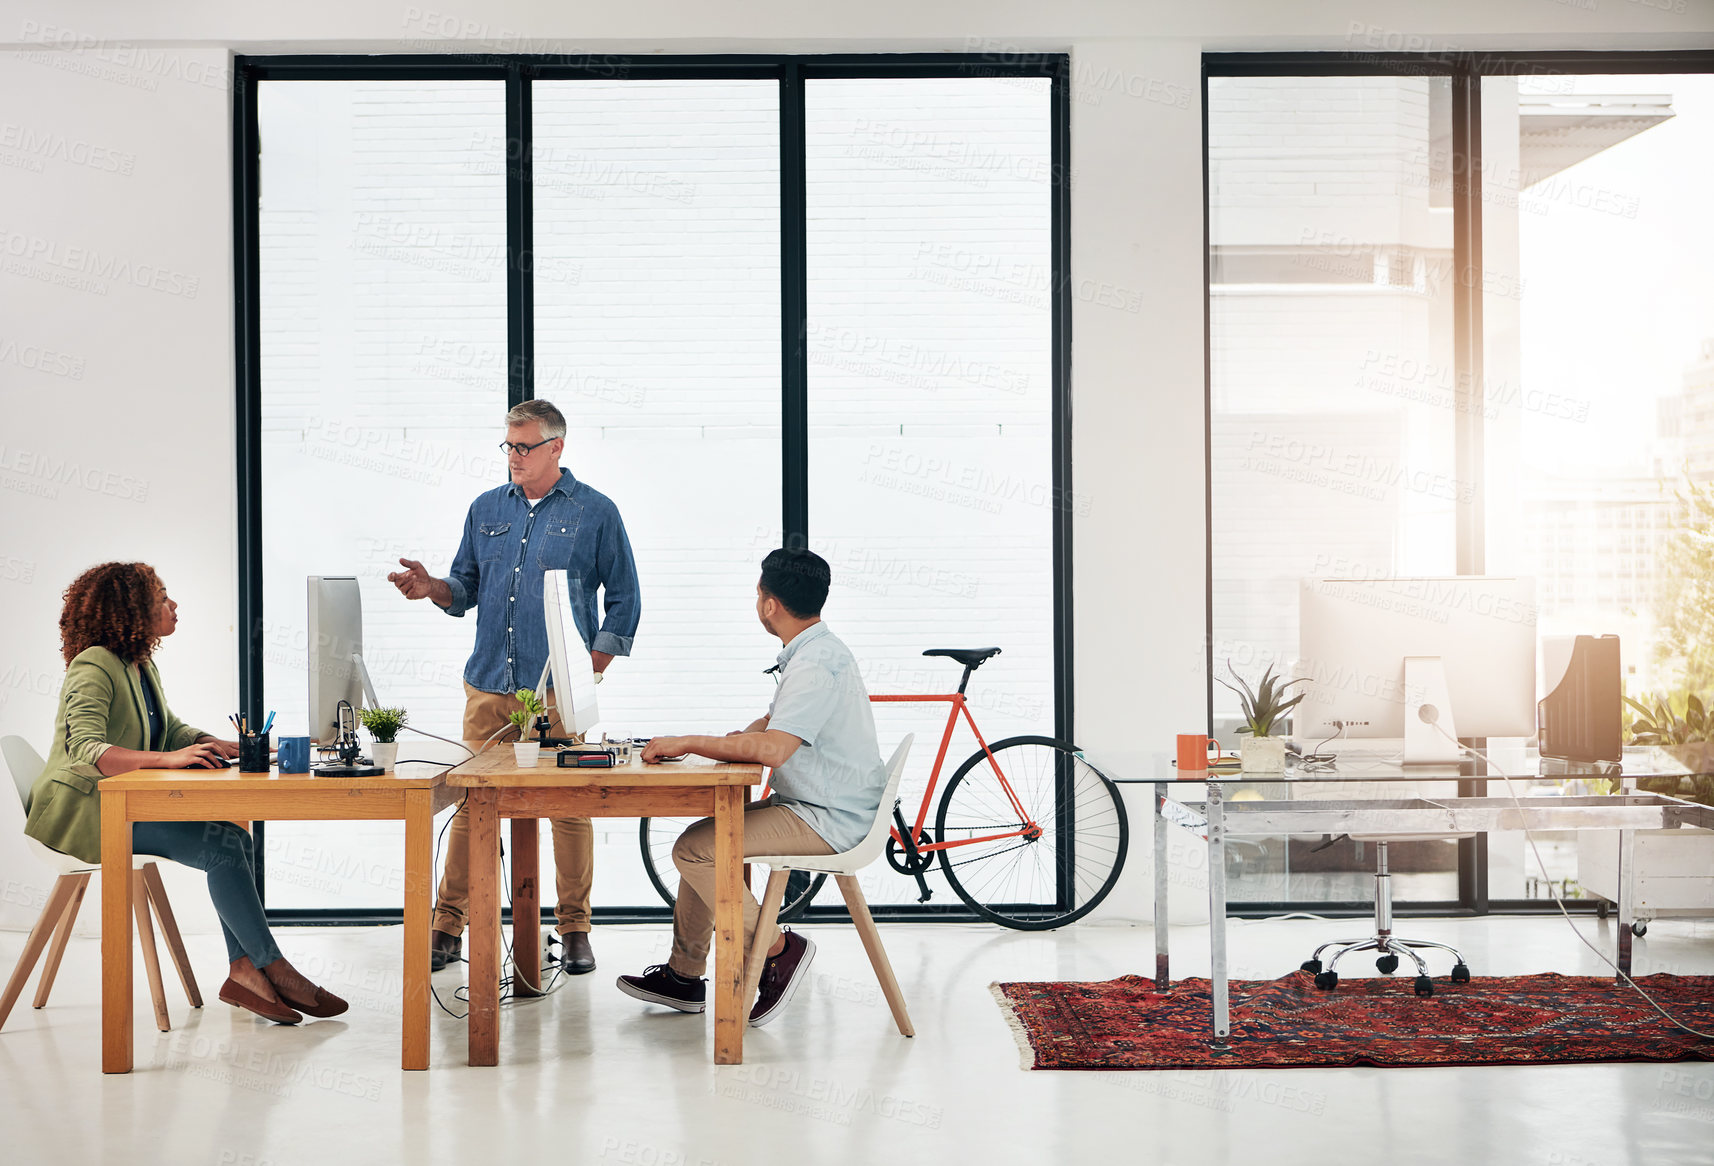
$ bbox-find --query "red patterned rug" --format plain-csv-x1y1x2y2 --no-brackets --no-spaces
991,971,1714,1070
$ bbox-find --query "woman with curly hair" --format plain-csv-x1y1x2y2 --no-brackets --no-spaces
23,562,347,1025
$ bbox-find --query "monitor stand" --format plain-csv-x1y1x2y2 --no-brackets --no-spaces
533,658,585,747
312,761,384,777
1402,655,1463,765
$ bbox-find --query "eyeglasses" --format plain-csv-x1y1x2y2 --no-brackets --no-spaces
498,437,556,456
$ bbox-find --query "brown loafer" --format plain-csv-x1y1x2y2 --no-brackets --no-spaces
219,977,303,1025
282,986,349,1019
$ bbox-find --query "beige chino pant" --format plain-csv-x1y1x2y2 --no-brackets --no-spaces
431,682,594,937
666,802,833,979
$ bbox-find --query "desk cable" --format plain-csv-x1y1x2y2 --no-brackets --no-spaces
407,721,572,1019
1427,718,1714,1042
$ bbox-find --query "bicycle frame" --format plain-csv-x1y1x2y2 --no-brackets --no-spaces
869,692,1038,854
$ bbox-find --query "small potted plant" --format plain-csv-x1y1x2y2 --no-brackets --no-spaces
509,688,547,767
1217,662,1308,773
358,706,408,772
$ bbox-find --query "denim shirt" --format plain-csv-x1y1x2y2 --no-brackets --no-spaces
439,468,641,695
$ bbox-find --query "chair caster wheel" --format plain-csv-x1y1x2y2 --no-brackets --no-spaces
1301,959,1322,974
1313,971,1339,991
1450,963,1471,984
1631,921,1648,938
1413,976,1434,997
1376,955,1400,975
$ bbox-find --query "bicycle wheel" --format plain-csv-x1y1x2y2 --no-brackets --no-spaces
934,735,1128,929
638,818,826,922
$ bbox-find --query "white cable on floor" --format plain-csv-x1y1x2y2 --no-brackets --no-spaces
1431,721,1714,1041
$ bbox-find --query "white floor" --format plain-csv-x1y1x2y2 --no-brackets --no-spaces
1,915,1712,1166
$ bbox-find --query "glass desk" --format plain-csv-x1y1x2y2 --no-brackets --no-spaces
1094,746,1713,1051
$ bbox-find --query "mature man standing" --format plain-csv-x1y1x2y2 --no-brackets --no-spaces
388,399,640,974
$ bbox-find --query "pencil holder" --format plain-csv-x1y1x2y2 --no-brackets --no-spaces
238,732,272,773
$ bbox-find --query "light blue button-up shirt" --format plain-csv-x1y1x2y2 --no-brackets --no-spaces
438,468,640,695
762,622,887,852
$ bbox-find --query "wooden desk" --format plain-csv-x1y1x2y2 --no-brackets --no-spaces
446,748,762,1066
99,766,454,1074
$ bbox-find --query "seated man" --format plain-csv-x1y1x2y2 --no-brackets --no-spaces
617,547,886,1027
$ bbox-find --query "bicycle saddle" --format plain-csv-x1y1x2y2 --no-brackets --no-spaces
923,647,1002,669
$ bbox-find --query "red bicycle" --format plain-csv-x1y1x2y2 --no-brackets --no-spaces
640,648,1129,930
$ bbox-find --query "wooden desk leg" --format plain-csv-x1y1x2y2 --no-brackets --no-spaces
713,785,745,1065
743,783,753,895
101,792,133,1073
512,818,541,993
402,788,432,1071
467,789,501,1067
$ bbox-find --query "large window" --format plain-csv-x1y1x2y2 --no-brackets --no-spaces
256,80,507,910
1482,72,1714,898
1208,74,1461,905
239,57,1069,919
1206,55,1714,913
807,77,1057,906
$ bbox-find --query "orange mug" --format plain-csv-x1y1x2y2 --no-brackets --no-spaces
1177,733,1214,772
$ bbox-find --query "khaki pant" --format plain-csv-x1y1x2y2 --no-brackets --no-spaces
432,682,594,937
667,803,833,979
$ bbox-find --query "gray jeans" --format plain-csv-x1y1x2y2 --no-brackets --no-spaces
132,820,282,968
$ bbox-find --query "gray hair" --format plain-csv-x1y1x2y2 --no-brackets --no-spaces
505,399,567,441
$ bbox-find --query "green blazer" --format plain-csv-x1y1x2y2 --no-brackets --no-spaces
23,646,205,864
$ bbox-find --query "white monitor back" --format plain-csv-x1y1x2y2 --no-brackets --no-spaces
308,576,378,743
1296,576,1536,741
543,569,600,736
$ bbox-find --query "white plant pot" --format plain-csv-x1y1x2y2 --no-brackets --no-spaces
513,742,542,768
1240,735,1286,773
370,742,398,772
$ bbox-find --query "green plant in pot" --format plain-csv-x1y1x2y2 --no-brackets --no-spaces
509,688,548,766
358,706,408,771
1217,662,1308,773
1624,691,1714,805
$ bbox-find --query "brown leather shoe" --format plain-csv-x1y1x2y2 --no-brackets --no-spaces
431,929,462,972
219,977,303,1025
278,985,350,1019
558,931,596,975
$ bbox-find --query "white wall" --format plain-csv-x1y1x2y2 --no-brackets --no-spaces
0,45,235,933
2,1,1711,931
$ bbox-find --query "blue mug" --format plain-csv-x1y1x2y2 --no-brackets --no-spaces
277,736,311,774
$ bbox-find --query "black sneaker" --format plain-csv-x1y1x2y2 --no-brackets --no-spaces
616,965,706,1013
749,931,816,1027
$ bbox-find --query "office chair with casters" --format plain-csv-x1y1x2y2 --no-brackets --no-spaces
0,735,202,1033
741,735,916,1036
1298,835,1472,997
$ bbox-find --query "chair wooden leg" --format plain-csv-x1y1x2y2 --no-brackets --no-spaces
33,872,91,1008
141,864,201,1008
131,870,171,1033
741,870,790,1012
0,875,79,1031
834,875,914,1037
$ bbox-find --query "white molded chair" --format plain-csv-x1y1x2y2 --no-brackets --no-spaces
0,735,201,1032
741,734,915,1036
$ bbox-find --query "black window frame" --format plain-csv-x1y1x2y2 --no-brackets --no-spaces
1203,49,1714,919
233,52,1073,926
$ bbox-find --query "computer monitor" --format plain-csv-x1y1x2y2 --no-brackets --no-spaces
308,576,379,744
1295,576,1536,763
536,569,600,738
